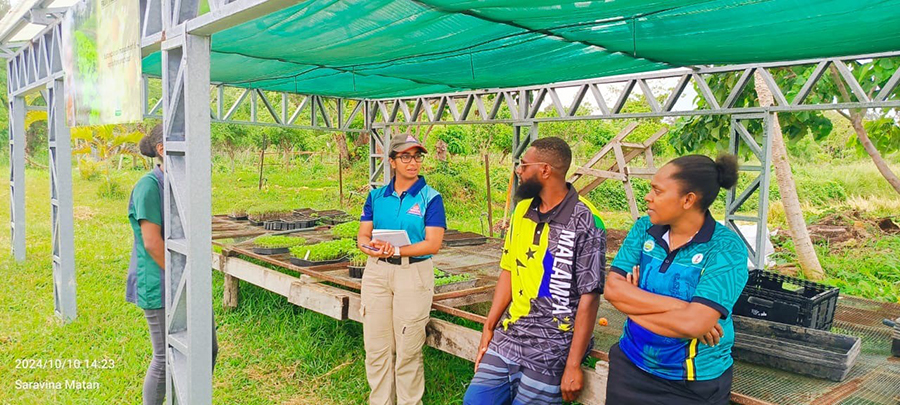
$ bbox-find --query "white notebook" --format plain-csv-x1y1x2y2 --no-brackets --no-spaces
371,229,412,247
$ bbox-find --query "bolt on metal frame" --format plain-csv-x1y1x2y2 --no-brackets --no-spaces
1,0,898,402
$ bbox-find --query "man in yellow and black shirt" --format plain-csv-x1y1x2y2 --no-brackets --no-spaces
464,137,607,405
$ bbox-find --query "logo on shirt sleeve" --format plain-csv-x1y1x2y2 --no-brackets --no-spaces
406,203,423,217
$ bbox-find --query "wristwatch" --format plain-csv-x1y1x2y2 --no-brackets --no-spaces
393,247,401,258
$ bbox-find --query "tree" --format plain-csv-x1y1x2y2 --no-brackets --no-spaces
823,60,900,194
754,72,824,280
433,126,467,160
672,69,828,279
211,123,249,173
263,126,305,169
71,124,144,188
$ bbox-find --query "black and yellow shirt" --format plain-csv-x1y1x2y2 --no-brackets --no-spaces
491,185,607,376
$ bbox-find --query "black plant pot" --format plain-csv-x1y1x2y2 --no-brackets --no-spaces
349,265,365,278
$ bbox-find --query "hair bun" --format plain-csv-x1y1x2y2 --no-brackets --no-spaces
715,154,739,189
138,136,158,158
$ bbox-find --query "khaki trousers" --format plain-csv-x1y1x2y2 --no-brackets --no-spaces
360,256,434,405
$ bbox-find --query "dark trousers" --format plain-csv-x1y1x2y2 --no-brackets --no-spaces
606,342,732,405
143,309,218,405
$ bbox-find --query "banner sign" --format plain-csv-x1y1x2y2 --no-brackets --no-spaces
62,0,142,127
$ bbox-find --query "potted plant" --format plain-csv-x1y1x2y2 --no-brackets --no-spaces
331,221,360,239
433,268,477,294
289,238,356,267
251,235,306,255
348,250,368,278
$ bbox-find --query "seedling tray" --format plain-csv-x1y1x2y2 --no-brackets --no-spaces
252,247,290,255
290,256,348,267
434,278,478,294
323,215,353,225
732,315,861,382
442,231,487,247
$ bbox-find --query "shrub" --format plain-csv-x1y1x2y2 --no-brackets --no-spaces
98,178,126,200
78,159,102,181
585,178,650,212
254,235,306,249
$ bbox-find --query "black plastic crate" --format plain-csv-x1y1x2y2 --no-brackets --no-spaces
734,269,839,330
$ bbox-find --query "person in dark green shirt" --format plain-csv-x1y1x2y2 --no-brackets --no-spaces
604,154,748,405
127,125,217,404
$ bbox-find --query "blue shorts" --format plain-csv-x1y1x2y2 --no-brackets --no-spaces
463,348,562,405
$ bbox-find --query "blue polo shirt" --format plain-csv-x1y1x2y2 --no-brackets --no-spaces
610,212,748,381
361,176,446,259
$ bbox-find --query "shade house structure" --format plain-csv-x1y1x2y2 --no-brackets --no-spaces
3,0,900,403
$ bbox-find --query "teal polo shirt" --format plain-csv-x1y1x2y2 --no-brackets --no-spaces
610,212,749,381
361,176,446,259
127,167,165,310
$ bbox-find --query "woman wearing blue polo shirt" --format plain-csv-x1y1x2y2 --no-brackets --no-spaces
357,135,447,405
604,154,747,404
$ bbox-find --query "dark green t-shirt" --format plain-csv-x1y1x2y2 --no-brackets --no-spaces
126,169,164,309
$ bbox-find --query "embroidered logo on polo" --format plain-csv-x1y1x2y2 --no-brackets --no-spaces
407,203,423,217
692,253,704,264
643,240,655,252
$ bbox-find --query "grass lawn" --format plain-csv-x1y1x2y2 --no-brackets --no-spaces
0,166,474,404
1,155,897,403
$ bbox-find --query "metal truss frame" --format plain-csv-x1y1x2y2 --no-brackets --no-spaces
1,0,898,402
726,114,775,270
367,120,390,187
142,76,366,133
6,22,64,98
160,10,214,405
5,20,76,322
47,78,77,322
8,90,25,263
368,50,900,127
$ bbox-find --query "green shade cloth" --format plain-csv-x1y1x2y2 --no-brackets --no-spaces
142,0,900,99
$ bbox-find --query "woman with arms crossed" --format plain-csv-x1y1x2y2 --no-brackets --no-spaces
604,154,748,404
